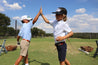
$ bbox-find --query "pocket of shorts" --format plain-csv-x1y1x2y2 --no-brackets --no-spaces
25,41,29,46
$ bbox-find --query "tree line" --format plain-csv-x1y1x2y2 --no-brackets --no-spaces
0,13,98,39
0,27,53,38
0,13,53,38
1,26,98,39
71,33,98,39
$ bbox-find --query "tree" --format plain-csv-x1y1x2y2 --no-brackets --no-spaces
7,27,15,36
45,33,53,37
31,27,46,37
0,13,11,36
31,27,39,37
38,29,46,37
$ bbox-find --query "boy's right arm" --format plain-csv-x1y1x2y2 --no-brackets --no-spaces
33,9,41,24
40,7,50,24
17,36,20,44
17,36,20,42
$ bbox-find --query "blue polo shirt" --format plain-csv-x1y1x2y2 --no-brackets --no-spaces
18,21,33,41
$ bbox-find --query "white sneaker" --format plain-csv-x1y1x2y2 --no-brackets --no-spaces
25,64,29,65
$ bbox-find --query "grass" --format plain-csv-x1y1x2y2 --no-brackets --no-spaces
0,37,98,65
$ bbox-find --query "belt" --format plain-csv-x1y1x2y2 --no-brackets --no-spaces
23,39,30,42
55,42,65,46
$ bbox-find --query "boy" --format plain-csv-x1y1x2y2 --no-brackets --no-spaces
14,8,41,65
40,7,73,65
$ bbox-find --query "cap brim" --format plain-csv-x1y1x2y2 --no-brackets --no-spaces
21,18,32,21
52,12,63,14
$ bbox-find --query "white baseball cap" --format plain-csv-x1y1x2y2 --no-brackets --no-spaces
21,15,32,21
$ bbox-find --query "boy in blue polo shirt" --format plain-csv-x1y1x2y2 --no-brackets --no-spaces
14,8,41,65
40,7,73,65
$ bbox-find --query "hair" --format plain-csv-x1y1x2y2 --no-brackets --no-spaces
21,20,30,23
63,14,67,21
21,21,24,23
58,7,67,21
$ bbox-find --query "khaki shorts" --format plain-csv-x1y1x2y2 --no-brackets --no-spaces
20,40,30,56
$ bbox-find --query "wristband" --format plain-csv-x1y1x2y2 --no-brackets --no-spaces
17,41,20,45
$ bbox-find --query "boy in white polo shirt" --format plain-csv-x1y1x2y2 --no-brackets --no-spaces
40,7,73,65
14,8,41,65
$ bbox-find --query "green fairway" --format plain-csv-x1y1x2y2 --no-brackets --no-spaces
0,37,98,65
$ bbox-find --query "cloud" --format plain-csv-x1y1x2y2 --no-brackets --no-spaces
3,0,22,10
68,14,98,32
3,0,7,4
34,13,98,33
0,6,5,12
12,16,21,20
35,22,53,33
23,5,26,7
0,8,4,12
76,8,86,13
34,15,55,33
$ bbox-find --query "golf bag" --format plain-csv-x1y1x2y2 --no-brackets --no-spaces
80,46,94,52
6,45,17,51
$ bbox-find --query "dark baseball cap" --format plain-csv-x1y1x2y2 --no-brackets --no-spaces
52,7,67,15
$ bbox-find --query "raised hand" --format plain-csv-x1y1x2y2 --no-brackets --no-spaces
40,7,43,15
39,7,50,23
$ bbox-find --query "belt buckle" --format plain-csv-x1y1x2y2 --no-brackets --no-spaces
55,42,64,46
58,43,63,46
60,43,64,45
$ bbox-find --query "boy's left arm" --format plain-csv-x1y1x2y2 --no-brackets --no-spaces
32,8,41,24
56,31,73,41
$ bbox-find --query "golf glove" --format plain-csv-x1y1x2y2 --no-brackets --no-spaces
17,41,20,45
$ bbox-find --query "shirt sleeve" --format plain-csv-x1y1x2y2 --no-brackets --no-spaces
63,23,72,33
49,20,57,26
49,21,53,25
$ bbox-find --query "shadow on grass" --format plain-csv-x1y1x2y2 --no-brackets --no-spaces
22,58,50,65
84,51,98,59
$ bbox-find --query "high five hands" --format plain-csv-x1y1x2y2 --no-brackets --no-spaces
39,7,43,16
39,7,65,41
40,7,43,15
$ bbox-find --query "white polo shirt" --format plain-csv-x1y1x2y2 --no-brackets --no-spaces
49,20,72,43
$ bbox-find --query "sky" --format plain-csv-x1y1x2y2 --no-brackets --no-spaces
0,0,98,33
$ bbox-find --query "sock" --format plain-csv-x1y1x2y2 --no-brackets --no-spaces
25,64,29,65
